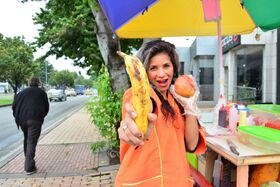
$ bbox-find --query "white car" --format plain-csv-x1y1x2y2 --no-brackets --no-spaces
65,89,77,97
47,89,67,102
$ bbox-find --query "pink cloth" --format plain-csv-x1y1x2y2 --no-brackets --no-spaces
202,0,221,21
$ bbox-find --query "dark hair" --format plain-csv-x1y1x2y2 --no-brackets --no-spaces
29,77,41,87
137,40,179,79
137,40,181,120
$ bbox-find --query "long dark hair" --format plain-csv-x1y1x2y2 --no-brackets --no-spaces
137,40,181,120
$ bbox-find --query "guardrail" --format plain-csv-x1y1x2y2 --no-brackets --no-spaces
225,86,256,104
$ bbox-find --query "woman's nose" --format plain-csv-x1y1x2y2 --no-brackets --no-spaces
157,68,165,77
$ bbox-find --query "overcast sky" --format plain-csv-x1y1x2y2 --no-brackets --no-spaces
0,0,195,78
0,0,89,77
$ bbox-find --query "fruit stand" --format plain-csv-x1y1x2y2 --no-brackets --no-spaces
206,134,280,187
201,104,280,187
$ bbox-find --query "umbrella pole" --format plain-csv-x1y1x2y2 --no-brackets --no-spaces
212,19,226,126
217,19,226,104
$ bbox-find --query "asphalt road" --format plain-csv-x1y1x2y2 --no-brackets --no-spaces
0,95,91,167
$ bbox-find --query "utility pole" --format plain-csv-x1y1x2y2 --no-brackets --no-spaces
45,61,48,86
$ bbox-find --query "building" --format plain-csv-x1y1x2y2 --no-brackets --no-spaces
189,36,219,106
0,82,9,94
187,29,279,105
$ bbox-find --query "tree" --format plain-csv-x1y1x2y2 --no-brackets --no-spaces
74,73,85,85
21,0,142,92
0,34,38,95
83,79,94,88
34,57,55,85
33,0,103,78
49,70,75,88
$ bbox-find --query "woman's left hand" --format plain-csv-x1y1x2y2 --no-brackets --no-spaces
169,83,200,117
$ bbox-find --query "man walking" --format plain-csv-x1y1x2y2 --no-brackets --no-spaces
12,77,49,175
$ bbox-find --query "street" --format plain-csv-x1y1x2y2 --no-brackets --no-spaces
0,95,92,166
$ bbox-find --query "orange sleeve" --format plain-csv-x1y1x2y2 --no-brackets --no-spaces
193,127,206,154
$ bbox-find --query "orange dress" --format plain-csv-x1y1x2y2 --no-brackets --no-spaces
115,88,206,187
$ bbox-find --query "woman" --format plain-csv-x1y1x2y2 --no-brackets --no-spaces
115,40,206,187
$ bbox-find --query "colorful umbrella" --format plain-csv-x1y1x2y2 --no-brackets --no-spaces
98,0,158,32
98,0,280,103
242,0,280,32
99,0,257,38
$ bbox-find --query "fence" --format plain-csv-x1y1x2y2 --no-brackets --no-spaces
225,85,256,104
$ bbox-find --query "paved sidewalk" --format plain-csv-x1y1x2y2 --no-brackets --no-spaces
0,107,118,187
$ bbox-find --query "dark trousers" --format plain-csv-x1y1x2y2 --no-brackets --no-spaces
20,120,42,172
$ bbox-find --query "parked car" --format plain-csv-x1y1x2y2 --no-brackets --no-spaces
65,89,77,97
47,89,67,102
84,89,93,95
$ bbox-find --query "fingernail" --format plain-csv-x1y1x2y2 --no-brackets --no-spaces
132,112,137,118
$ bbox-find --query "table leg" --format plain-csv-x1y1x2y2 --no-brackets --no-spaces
236,165,249,187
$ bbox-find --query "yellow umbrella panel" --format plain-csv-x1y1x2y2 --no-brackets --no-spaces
116,0,256,38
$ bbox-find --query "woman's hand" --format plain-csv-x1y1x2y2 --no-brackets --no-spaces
169,81,200,117
118,102,157,147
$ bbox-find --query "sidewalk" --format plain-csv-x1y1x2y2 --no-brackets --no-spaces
0,107,119,187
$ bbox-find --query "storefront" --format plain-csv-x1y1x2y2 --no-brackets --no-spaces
222,29,278,104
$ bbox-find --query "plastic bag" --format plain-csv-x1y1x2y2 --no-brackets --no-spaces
169,80,200,117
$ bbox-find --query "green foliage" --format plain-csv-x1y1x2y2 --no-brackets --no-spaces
49,70,75,88
90,141,106,152
83,79,94,88
73,74,93,88
87,65,122,151
120,39,143,54
21,0,142,92
33,0,103,74
33,57,55,85
74,74,85,85
0,35,38,94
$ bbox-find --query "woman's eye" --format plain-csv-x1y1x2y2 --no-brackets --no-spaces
149,66,157,71
163,63,171,68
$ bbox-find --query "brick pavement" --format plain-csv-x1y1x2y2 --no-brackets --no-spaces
0,107,119,187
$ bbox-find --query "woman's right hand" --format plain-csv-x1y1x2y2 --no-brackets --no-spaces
118,102,157,147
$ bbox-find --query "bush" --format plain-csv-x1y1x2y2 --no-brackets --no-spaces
87,65,122,152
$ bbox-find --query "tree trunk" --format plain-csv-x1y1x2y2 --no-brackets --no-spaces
89,2,130,92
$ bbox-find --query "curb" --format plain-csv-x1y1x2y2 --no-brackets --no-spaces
0,104,12,108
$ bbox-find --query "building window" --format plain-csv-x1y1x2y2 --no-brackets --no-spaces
179,61,184,75
200,68,214,84
199,67,214,101
236,46,263,101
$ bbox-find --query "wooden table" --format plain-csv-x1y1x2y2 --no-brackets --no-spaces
206,135,280,187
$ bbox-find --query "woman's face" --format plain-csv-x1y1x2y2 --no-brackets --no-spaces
147,52,174,97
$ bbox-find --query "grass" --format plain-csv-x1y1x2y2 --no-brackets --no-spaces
0,99,13,105
0,94,13,106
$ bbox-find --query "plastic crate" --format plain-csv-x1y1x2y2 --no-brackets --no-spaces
237,126,280,152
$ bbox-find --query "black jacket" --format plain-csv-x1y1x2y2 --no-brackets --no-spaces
12,86,49,128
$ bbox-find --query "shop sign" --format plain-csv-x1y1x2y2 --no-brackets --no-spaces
222,35,241,53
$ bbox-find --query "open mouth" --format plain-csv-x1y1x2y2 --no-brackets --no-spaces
156,79,169,88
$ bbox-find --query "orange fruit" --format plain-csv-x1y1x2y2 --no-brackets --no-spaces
174,75,195,97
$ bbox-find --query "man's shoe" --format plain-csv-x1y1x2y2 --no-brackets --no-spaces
25,167,37,175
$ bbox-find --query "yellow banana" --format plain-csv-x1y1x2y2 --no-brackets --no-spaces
117,51,151,134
